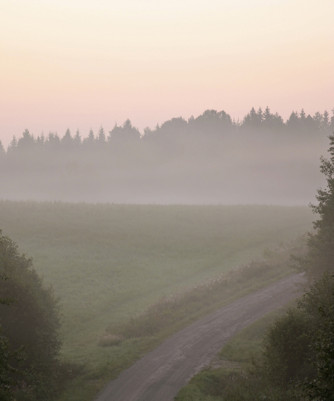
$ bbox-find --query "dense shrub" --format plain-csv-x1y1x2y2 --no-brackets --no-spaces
306,134,334,277
0,230,61,400
263,308,313,387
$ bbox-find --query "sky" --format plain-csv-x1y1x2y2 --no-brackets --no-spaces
1,0,333,146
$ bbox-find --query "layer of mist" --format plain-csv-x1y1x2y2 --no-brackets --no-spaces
0,108,332,204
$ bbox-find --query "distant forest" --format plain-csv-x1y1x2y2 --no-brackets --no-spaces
1,107,333,204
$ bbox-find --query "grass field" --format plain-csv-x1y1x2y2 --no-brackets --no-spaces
0,201,313,400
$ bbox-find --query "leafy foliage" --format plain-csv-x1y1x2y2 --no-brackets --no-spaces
0,281,17,401
263,308,313,387
302,274,334,400
262,275,333,395
0,230,61,400
307,134,334,276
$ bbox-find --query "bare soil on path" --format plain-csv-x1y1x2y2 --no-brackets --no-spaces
95,273,305,401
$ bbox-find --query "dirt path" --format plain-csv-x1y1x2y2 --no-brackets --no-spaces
95,273,305,401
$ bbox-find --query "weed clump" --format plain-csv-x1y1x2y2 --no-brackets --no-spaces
98,334,124,347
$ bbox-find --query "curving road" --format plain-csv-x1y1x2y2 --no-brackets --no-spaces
95,273,305,401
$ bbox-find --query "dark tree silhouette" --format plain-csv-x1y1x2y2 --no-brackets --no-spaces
0,231,61,400
0,107,332,203
306,134,334,276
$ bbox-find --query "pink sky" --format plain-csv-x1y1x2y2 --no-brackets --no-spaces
1,0,333,146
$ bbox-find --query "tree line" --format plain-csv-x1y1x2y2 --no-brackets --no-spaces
1,108,333,154
0,107,332,204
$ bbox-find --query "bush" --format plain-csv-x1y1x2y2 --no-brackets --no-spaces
263,309,313,387
262,274,334,399
0,230,61,400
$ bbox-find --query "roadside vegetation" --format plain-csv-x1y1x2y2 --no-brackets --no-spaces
0,231,68,401
176,275,334,401
104,243,301,343
176,135,334,401
175,309,286,401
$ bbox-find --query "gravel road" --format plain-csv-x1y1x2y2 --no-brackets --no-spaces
95,273,305,401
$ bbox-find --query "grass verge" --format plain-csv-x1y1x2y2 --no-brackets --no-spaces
175,303,297,401
61,243,304,401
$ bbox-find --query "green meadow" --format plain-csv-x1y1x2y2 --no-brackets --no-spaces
0,201,313,400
